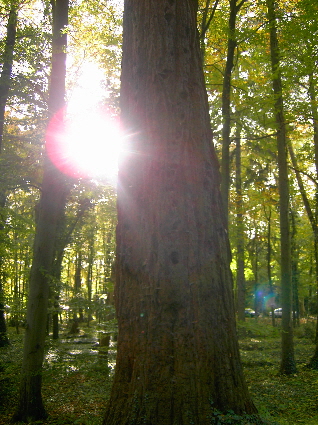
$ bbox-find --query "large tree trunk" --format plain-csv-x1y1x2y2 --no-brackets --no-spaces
103,1,257,424
266,0,296,375
12,0,69,421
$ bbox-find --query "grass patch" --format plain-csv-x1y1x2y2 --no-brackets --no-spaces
0,318,317,424
240,318,318,425
0,324,115,425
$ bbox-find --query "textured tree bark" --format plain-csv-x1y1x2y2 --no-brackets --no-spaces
266,0,296,375
103,1,257,424
12,0,69,421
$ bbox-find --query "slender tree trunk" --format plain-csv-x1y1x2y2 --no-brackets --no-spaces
288,88,318,363
251,224,260,314
74,251,82,294
266,0,296,375
288,139,318,332
199,0,220,60
307,75,318,367
51,248,65,340
0,283,9,347
0,0,18,348
235,122,245,321
87,250,93,303
0,0,17,153
288,141,315,230
103,1,258,424
87,241,94,324
288,141,315,329
51,203,91,338
0,193,9,347
290,209,300,327
220,0,246,227
265,209,276,325
12,1,69,421
13,248,21,334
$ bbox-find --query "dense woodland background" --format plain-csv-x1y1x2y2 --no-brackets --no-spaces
1,0,318,423
0,0,317,333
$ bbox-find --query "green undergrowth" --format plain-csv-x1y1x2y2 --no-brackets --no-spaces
0,319,317,424
209,406,278,425
0,323,116,425
239,318,318,425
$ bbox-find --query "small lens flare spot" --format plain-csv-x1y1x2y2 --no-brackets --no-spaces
46,105,123,184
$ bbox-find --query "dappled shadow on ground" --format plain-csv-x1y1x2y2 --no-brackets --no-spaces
239,318,318,425
0,325,116,425
1,319,318,424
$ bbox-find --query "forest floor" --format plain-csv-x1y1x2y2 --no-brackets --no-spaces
0,318,317,425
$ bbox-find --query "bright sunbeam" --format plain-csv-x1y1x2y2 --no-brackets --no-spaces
46,62,122,185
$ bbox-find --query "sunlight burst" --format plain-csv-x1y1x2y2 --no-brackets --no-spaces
46,62,122,185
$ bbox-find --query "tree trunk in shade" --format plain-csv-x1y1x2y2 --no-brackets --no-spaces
266,0,296,375
12,0,69,421
103,1,258,424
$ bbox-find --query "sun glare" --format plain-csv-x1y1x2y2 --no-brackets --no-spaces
46,63,122,185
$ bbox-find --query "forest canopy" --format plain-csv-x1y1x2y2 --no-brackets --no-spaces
1,0,317,333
